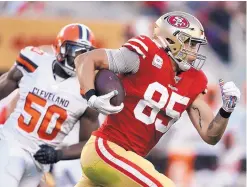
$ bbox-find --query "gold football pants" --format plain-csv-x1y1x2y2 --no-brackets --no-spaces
75,135,175,187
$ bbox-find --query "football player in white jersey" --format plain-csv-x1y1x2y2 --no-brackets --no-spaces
0,23,99,187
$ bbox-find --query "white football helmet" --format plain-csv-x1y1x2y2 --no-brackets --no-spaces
153,11,207,71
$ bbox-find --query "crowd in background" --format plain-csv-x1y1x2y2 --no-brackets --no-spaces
0,1,245,187
0,1,246,65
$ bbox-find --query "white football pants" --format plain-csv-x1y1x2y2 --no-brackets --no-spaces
53,159,82,187
0,139,44,187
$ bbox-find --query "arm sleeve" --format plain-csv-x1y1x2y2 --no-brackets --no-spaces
105,47,140,74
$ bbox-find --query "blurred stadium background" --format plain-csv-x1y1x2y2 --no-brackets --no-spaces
0,1,246,187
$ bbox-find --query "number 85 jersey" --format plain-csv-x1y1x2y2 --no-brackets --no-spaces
1,47,88,154
94,35,208,157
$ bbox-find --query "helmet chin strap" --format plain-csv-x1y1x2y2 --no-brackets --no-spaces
62,60,76,77
55,60,76,77
156,36,191,72
177,60,191,71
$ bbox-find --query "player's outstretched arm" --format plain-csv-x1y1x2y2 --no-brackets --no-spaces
187,80,241,145
34,108,99,164
0,65,23,100
57,107,99,160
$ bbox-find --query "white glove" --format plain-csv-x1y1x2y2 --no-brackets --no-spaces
88,90,124,115
219,79,241,113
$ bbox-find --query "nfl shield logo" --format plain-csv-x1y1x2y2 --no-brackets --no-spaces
174,76,181,84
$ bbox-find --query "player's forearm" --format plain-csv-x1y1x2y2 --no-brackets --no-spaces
0,66,22,100
0,73,17,100
58,141,87,160
0,73,9,99
75,49,110,95
75,53,96,94
206,109,229,145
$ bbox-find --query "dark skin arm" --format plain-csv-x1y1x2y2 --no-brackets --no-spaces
0,65,23,100
58,107,99,160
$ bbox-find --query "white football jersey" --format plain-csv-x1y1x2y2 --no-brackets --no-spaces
1,46,88,154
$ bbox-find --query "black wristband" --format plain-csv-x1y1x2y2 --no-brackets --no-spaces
219,108,231,118
56,150,63,162
85,89,96,101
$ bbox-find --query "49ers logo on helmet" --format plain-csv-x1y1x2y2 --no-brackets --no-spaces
167,16,190,28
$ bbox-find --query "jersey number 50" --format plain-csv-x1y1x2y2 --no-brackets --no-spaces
18,93,67,140
134,82,190,133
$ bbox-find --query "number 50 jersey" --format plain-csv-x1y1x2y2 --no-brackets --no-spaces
1,46,88,154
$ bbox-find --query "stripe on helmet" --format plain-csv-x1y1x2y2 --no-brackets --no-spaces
82,25,88,41
86,28,90,41
78,25,83,39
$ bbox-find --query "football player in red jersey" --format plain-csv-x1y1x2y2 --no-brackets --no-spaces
75,11,241,187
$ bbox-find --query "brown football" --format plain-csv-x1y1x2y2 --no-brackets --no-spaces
94,69,125,106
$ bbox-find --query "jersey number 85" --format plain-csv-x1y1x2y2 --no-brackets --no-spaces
134,82,190,133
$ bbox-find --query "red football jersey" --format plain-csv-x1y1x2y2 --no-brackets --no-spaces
93,35,207,157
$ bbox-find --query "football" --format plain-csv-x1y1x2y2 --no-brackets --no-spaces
94,69,125,106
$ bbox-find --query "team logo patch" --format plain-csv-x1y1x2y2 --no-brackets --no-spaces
152,55,163,69
167,15,190,28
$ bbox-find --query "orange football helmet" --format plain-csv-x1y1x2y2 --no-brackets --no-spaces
53,23,95,76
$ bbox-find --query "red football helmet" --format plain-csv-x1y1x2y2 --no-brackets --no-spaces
53,23,95,76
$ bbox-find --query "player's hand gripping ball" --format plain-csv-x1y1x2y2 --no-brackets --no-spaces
87,69,125,115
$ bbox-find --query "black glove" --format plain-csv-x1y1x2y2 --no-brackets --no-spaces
34,144,63,164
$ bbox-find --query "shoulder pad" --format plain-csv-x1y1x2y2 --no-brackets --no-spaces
192,70,208,94
122,35,153,59
16,46,45,73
